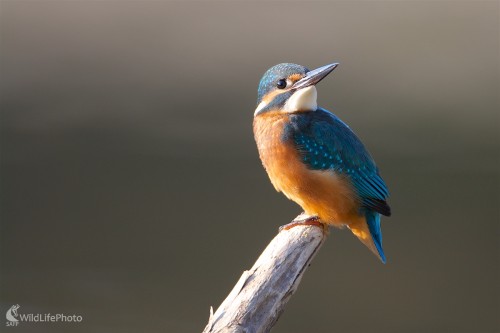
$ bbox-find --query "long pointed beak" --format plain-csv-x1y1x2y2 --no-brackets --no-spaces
292,63,338,90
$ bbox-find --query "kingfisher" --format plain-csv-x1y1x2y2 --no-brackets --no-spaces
253,63,391,263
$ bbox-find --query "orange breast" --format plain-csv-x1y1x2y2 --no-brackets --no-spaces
253,112,362,226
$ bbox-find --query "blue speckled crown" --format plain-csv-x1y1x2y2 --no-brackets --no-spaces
257,63,309,103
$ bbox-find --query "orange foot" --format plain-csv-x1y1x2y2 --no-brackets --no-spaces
279,214,325,232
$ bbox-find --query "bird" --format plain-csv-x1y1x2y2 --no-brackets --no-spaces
253,63,391,263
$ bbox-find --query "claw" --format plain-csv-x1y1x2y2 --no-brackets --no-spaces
279,214,326,232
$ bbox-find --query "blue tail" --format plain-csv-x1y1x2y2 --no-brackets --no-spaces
366,211,386,263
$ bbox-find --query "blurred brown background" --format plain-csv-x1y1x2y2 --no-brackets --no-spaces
1,1,499,332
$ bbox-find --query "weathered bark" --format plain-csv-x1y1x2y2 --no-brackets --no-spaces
203,216,326,333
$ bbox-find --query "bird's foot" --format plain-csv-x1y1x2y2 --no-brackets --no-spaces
279,213,326,232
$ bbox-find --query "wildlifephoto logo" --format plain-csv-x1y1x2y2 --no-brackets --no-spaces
6,305,19,326
5,304,83,327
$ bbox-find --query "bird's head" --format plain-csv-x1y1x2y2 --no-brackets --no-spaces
254,63,338,116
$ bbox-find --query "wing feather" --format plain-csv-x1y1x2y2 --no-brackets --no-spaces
285,108,391,216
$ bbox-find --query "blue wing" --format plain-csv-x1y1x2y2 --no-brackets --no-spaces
283,108,391,216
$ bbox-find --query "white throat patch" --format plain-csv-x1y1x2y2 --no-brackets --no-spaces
254,100,267,115
283,86,317,113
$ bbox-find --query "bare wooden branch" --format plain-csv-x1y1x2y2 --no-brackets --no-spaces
203,215,327,333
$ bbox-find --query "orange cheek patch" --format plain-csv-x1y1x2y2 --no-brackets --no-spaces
289,74,304,83
262,90,284,104
259,73,304,108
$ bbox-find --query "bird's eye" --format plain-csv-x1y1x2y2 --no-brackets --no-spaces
276,79,287,89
